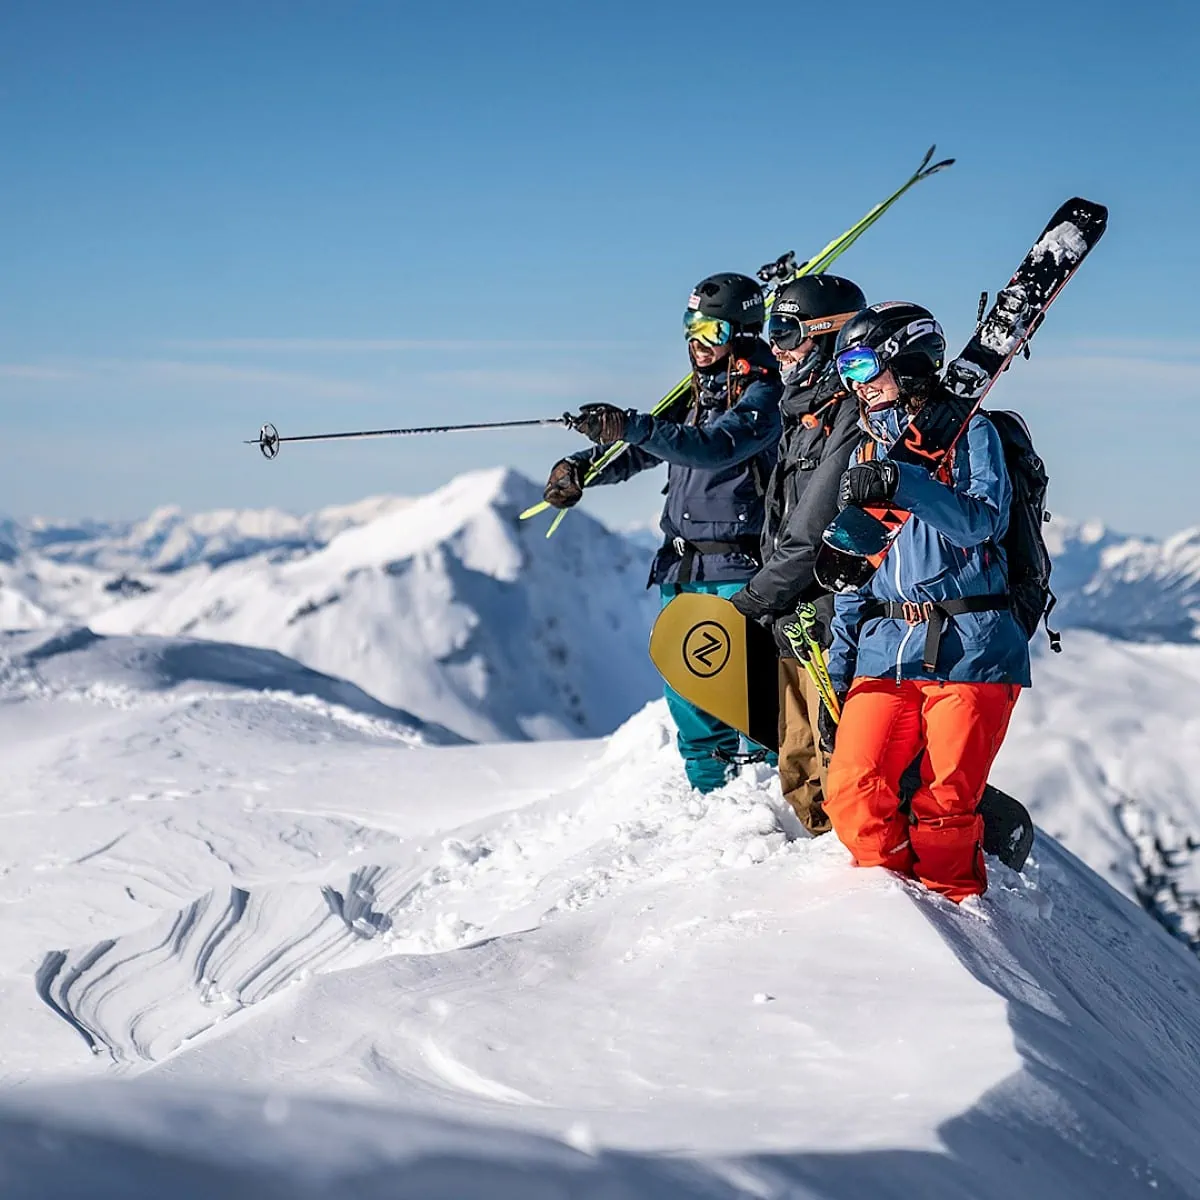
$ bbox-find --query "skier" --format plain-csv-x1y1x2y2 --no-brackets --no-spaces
821,302,1031,901
725,274,867,834
543,272,783,792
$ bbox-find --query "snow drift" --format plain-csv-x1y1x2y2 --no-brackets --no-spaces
1,627,1200,1197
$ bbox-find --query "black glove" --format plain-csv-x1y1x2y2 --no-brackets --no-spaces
772,616,806,660
543,458,585,509
838,460,899,510
773,608,828,661
729,585,777,627
817,689,848,756
570,403,629,445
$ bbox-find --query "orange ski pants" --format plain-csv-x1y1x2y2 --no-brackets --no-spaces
824,678,1020,902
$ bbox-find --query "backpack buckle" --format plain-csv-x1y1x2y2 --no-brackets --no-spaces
902,601,934,625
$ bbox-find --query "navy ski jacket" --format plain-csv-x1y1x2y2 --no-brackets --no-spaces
571,340,783,586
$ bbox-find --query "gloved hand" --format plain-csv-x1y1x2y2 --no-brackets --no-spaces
569,403,629,445
543,458,585,509
729,584,778,627
773,608,828,661
817,690,848,756
838,460,899,510
772,617,807,660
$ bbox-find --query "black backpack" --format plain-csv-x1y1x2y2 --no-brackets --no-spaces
983,410,1061,653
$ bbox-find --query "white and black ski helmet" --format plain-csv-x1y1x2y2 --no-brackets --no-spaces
835,301,946,395
688,272,766,334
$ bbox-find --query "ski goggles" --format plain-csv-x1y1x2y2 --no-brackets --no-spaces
767,310,857,352
683,309,733,347
835,345,885,386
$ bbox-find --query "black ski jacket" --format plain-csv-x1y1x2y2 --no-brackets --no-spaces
745,365,861,649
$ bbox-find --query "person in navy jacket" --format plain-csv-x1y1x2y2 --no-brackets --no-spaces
543,272,782,792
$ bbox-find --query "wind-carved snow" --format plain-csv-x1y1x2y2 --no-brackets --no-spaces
31,705,804,1066
1032,220,1088,265
6,623,1200,1195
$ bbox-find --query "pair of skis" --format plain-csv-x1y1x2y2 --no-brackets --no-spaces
519,145,955,538
815,197,1109,592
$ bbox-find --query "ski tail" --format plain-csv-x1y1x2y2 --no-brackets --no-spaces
522,146,954,536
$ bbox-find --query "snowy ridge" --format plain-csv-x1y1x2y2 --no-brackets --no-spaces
0,625,451,745
89,468,661,741
1048,518,1200,641
19,495,414,573
3,625,1200,1194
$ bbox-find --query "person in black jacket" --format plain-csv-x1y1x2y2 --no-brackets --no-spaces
542,272,783,793
730,275,867,832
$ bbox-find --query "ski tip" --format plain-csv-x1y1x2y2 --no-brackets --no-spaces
519,501,550,520
927,157,956,173
1060,197,1108,218
919,144,936,169
545,509,567,538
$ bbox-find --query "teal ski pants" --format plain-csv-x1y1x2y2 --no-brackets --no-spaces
659,581,765,794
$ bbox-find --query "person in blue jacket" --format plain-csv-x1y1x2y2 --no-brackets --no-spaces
542,272,783,792
820,302,1031,902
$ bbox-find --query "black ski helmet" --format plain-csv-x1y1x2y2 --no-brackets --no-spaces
834,301,946,397
688,272,766,335
768,275,867,350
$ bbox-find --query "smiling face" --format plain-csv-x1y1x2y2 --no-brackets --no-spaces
770,336,816,368
850,367,901,411
689,341,732,368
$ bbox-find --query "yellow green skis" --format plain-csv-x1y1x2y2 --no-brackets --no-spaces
521,144,954,538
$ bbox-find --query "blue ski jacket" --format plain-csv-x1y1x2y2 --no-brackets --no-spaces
827,410,1033,690
573,340,783,586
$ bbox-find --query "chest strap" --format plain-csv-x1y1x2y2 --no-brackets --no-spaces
861,595,1009,672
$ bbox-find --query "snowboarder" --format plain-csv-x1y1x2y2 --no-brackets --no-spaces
821,302,1031,902
544,272,783,792
725,274,867,834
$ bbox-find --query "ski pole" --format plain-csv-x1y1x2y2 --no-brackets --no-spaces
521,144,954,539
246,417,572,460
780,604,842,723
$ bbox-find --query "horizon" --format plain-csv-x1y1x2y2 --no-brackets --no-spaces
4,460,1194,547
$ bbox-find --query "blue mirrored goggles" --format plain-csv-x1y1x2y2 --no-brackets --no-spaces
683,309,733,347
835,345,884,386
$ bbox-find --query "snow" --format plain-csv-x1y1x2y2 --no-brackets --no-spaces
77,469,659,742
2,620,1200,1196
1032,220,1089,265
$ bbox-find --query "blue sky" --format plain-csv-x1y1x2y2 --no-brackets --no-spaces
2,0,1197,536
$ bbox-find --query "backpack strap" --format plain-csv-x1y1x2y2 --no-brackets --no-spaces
860,596,1010,671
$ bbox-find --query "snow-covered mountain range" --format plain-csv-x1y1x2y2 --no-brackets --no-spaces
1,469,1197,746
0,470,660,743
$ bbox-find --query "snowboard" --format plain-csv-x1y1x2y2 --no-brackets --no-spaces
648,591,779,752
815,197,1108,593
649,592,1035,870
